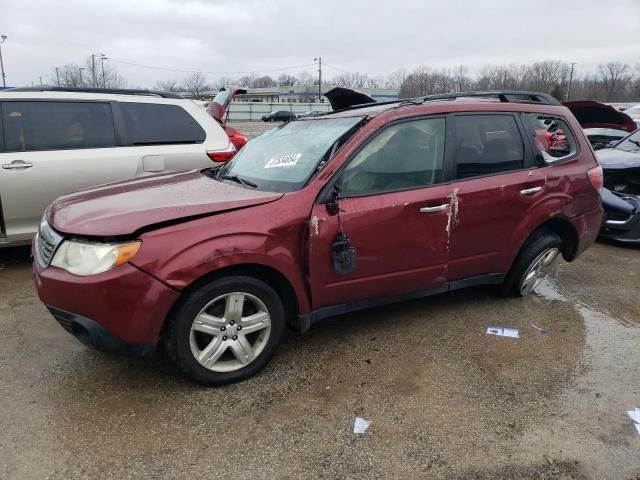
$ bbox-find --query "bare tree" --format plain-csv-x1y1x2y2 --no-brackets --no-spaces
385,69,407,90
252,75,276,88
277,74,297,86
598,62,631,101
525,60,568,92
52,57,126,89
51,64,85,87
182,72,209,99
154,79,180,92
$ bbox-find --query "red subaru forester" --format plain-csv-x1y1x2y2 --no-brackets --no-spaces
33,91,604,385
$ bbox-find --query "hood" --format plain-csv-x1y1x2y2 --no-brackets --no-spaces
48,170,283,237
596,147,640,170
601,187,636,214
324,86,376,110
207,86,247,122
563,100,637,132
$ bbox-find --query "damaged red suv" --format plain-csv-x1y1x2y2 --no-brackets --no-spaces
33,90,604,385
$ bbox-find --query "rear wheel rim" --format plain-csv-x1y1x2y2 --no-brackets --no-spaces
189,292,272,373
519,247,560,296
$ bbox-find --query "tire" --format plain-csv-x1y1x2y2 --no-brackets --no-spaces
501,229,562,297
165,275,286,385
269,117,275,122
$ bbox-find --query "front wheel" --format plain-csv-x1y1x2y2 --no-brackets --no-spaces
502,229,562,297
165,276,285,385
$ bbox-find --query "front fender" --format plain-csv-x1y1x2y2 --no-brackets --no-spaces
132,227,311,314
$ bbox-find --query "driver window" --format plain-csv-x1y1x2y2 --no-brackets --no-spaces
341,117,445,197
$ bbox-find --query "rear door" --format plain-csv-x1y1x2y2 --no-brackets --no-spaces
308,116,452,308
446,113,543,280
0,100,137,243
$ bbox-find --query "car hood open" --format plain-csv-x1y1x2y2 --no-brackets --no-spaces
324,86,376,110
48,170,283,237
563,100,637,132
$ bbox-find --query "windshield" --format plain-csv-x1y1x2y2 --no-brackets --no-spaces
217,116,364,192
616,130,640,152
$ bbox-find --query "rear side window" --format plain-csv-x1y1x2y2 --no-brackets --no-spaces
1,101,115,152
120,103,205,145
341,117,446,196
523,113,578,162
454,114,524,179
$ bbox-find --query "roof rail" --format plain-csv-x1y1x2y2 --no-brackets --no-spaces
404,90,562,106
5,87,184,99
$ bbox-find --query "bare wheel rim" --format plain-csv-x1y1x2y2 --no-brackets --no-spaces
189,292,272,373
519,247,560,296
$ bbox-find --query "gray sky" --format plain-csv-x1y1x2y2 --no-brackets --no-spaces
2,0,639,88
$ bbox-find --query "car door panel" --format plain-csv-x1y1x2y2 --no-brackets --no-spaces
308,186,451,308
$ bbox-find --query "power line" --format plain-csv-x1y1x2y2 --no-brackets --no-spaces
108,58,317,75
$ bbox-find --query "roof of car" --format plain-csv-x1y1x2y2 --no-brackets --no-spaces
0,87,191,104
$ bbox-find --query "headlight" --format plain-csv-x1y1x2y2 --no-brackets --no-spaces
51,240,141,276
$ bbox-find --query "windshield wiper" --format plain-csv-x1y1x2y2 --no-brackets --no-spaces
628,139,640,149
220,174,258,188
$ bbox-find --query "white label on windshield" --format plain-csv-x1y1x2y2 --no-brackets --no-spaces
264,153,302,168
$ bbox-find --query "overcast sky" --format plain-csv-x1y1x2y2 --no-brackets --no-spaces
1,0,639,88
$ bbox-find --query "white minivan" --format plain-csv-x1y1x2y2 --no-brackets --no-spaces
0,87,235,247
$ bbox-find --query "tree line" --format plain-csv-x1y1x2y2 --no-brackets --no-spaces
49,58,640,103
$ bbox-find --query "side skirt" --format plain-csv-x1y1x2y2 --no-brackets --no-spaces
292,273,505,333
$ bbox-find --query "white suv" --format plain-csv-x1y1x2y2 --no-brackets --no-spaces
0,87,235,247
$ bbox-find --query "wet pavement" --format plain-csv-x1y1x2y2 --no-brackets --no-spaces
0,242,639,479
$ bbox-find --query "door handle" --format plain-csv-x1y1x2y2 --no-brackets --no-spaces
2,161,33,170
420,204,449,213
520,186,542,195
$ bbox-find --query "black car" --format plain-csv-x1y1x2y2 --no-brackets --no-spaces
597,129,640,246
261,110,296,122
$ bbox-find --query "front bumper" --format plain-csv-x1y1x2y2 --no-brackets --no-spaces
599,191,640,246
34,258,180,349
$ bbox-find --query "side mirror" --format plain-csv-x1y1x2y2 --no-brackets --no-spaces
326,183,341,215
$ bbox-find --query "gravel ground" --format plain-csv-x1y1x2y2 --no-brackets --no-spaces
0,242,639,479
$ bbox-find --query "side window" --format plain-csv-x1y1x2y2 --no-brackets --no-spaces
341,118,445,196
121,103,205,145
1,101,115,152
523,113,578,162
454,114,524,179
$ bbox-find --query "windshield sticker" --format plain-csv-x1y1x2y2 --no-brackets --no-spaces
264,153,302,168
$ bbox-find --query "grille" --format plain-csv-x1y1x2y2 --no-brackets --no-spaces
53,313,74,333
35,220,63,267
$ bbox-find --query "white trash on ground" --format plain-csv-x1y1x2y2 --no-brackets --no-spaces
627,408,640,434
485,326,520,338
353,417,371,434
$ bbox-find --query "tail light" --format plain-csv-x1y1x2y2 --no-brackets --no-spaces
207,145,236,163
228,131,248,151
587,165,603,193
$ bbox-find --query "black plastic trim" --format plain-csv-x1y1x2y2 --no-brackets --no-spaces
293,273,505,332
47,305,156,357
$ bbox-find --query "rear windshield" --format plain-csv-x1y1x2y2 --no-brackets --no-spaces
217,117,364,192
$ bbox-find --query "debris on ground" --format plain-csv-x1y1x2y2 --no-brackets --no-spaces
627,408,640,434
353,417,371,434
485,326,520,338
530,323,549,335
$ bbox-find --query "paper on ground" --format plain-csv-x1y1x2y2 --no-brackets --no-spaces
627,410,640,425
353,417,371,434
486,326,520,338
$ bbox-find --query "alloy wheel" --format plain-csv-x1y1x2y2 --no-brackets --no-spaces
519,247,560,296
189,292,272,372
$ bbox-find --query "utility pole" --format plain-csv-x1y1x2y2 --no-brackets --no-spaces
100,55,108,88
0,35,7,88
79,67,84,86
314,56,322,103
91,54,97,87
39,76,43,86
566,62,576,101
55,67,60,87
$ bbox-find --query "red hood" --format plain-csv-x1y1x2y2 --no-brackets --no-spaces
563,100,637,132
48,171,283,237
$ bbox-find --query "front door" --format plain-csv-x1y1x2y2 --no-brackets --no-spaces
308,116,452,309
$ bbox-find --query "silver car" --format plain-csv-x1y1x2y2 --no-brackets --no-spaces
0,88,234,247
